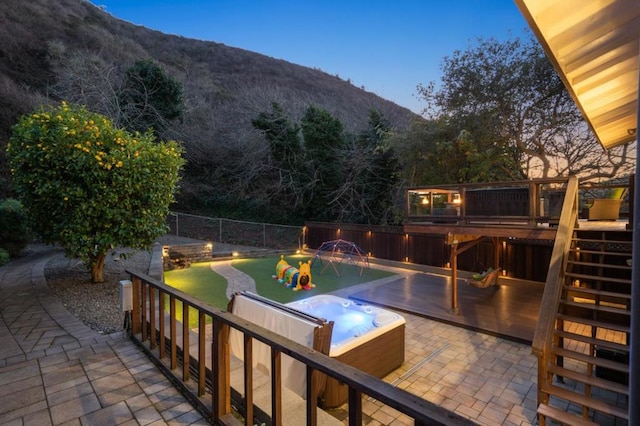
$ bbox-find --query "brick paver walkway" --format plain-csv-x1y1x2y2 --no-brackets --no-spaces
0,245,207,425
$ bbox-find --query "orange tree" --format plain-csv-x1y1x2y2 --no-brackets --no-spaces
7,102,184,282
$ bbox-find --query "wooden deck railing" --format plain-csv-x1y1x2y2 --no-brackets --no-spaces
530,176,579,401
406,178,573,226
126,270,475,426
406,177,631,227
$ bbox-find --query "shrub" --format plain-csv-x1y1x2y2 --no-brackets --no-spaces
7,102,184,282
0,198,31,256
0,248,9,266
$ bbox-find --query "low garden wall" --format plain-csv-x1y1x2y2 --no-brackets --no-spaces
163,242,214,270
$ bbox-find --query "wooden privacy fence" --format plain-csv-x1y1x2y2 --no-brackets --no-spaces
126,270,474,426
304,222,554,282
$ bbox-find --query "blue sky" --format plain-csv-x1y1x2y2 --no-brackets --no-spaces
91,1,529,115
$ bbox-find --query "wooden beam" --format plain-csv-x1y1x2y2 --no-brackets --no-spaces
404,223,557,240
446,233,481,245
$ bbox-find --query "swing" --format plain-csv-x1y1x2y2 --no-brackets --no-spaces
467,267,500,288
466,253,499,288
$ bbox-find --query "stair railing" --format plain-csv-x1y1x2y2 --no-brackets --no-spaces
532,176,579,405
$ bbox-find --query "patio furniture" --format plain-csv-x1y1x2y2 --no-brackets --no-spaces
584,188,626,221
585,199,623,220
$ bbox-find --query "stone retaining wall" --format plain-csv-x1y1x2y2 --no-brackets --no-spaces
163,242,214,270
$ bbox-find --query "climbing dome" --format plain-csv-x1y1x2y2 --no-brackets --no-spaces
311,239,369,276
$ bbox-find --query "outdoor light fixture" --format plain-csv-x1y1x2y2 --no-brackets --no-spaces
421,196,429,205
232,251,239,257
628,128,637,136
453,193,462,204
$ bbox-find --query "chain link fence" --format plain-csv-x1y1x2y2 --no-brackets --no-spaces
166,212,305,250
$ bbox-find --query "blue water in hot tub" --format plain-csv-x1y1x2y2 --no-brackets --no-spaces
291,299,376,347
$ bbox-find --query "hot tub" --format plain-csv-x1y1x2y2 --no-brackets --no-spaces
286,294,405,408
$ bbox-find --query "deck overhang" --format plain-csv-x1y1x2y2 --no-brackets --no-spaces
403,223,557,240
514,0,639,150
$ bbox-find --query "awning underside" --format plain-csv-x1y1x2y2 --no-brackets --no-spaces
515,0,639,150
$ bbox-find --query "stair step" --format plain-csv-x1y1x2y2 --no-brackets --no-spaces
557,314,630,334
537,403,599,426
572,237,632,245
541,384,628,420
569,248,631,257
566,260,631,271
564,272,631,285
547,365,629,395
563,286,631,301
554,329,629,354
551,347,629,373
560,299,630,316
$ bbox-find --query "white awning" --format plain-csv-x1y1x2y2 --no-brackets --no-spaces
514,0,639,150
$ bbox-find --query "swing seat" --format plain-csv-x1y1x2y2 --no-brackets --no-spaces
467,267,500,288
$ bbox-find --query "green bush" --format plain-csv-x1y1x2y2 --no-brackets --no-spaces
0,198,31,256
0,248,9,266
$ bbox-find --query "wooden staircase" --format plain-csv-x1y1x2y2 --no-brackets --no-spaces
537,229,631,425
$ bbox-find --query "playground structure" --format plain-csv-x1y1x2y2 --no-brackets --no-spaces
273,255,315,291
311,239,370,276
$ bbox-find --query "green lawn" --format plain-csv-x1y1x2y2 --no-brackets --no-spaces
232,254,394,304
163,262,227,328
163,254,395,327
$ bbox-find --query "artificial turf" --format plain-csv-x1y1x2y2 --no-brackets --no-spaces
232,254,395,304
163,254,395,327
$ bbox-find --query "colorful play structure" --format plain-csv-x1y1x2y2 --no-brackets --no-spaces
273,255,315,291
311,239,369,276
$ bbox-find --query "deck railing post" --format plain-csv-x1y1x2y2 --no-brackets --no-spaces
141,280,148,342
306,366,318,426
198,311,206,396
212,319,231,421
347,388,363,425
131,276,141,335
271,347,282,426
182,302,190,381
149,286,156,349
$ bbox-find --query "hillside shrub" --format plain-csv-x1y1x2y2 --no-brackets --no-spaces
0,198,31,256
0,248,9,266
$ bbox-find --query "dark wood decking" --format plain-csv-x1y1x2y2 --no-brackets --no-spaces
349,273,543,344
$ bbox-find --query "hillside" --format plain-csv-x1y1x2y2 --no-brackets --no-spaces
0,0,420,215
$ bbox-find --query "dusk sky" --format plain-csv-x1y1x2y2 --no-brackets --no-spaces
90,1,530,114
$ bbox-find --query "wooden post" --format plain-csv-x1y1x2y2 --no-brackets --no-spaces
306,366,318,426
212,319,230,421
244,335,253,426
141,281,147,342
131,276,141,335
159,292,165,359
149,286,156,349
182,302,190,381
271,348,282,426
446,233,482,315
450,242,459,314
170,296,177,369
198,311,206,396
348,387,363,425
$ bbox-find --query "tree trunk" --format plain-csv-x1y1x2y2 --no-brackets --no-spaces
91,252,106,283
